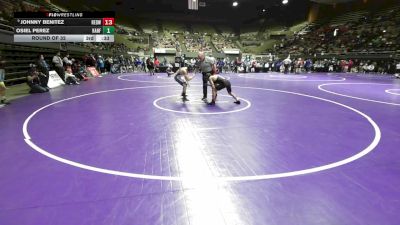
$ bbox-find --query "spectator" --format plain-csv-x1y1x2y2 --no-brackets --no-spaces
348,59,354,72
37,54,50,75
234,57,241,73
305,59,313,73
52,51,65,81
134,57,142,72
154,57,160,73
283,56,292,74
117,55,127,73
363,62,369,73
295,58,304,74
26,65,49,93
0,56,10,105
63,53,70,65
86,54,97,67
217,59,225,73
36,54,49,87
82,54,89,66
146,58,155,76
141,57,146,72
64,62,80,85
72,60,89,81
396,61,400,78
97,55,105,73
105,56,112,72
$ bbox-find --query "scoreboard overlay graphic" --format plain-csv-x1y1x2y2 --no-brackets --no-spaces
13,12,115,42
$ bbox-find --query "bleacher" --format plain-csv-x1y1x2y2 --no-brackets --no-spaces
114,33,148,53
0,43,55,84
113,24,150,52
0,0,136,85
212,34,237,53
375,5,400,17
330,10,368,26
192,24,215,34
240,32,261,47
0,21,12,32
183,33,212,53
270,3,400,58
139,19,158,34
0,41,119,84
36,0,67,12
162,21,185,33
0,41,130,85
1,0,398,86
152,32,178,50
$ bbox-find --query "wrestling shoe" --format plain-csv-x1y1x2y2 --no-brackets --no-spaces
0,99,10,105
182,93,189,101
208,101,215,106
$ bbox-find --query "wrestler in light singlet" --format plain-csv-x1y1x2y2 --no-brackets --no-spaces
167,67,196,101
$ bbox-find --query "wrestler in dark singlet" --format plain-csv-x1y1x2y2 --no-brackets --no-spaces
208,74,240,105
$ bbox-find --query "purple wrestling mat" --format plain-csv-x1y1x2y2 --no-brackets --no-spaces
0,72,399,225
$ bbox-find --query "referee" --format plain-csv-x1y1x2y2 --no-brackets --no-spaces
197,52,216,101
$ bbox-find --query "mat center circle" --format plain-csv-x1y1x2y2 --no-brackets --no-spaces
153,94,251,115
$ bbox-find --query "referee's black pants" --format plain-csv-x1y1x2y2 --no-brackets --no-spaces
202,72,212,99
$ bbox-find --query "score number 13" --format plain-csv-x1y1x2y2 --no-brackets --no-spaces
102,18,114,26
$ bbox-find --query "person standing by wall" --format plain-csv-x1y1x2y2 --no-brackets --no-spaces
97,55,105,74
63,53,70,66
146,57,155,75
154,57,160,73
36,54,50,88
395,60,400,78
26,65,49,93
52,52,65,81
0,56,10,105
